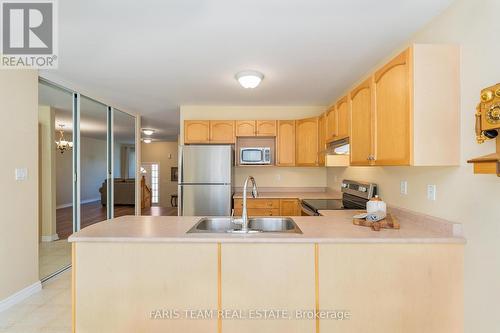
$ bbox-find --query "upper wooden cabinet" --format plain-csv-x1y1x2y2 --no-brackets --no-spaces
374,50,411,165
210,120,235,143
296,117,319,166
326,106,337,142
184,120,234,144
235,120,276,137
256,120,276,136
318,113,326,166
235,120,256,137
277,120,296,166
336,96,349,140
350,79,373,166
347,44,460,166
184,120,210,144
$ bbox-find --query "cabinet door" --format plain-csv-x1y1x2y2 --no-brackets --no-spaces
318,113,326,166
209,120,234,143
184,120,210,144
256,120,276,136
236,120,256,136
277,120,296,166
326,106,337,142
374,49,411,165
221,244,315,333
280,199,300,216
336,96,349,139
350,79,373,165
296,117,319,166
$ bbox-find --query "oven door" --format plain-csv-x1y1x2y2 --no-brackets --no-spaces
240,148,264,164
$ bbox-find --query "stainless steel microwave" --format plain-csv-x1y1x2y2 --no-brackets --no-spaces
240,147,271,165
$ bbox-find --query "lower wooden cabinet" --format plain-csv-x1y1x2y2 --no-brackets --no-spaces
280,199,301,216
221,243,316,333
234,198,301,216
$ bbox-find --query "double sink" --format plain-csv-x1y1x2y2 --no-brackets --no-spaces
187,217,302,234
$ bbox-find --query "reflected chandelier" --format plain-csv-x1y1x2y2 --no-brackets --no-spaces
55,124,73,154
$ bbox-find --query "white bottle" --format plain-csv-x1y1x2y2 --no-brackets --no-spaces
366,195,387,218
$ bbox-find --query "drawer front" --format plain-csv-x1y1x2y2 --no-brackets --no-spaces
234,199,280,209
234,208,280,217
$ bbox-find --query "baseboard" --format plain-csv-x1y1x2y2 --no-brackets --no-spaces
0,281,42,313
57,197,101,209
41,234,59,242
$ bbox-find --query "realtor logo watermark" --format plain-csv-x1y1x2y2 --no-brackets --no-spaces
1,0,58,68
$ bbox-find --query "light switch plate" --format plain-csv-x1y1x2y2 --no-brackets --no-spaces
15,168,28,181
400,181,408,195
427,184,437,201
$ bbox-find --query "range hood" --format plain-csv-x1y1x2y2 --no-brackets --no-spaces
325,137,350,167
326,137,349,155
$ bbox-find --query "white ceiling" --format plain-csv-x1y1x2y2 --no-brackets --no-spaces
40,0,454,141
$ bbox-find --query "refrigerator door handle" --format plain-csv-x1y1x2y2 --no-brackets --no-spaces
178,185,183,216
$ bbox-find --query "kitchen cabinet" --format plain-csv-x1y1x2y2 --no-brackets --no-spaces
336,96,349,140
296,117,319,166
374,50,411,165
184,120,210,144
221,243,315,333
256,120,276,136
234,198,300,216
279,199,301,216
347,44,459,166
350,78,373,166
236,120,256,136
276,120,296,166
325,106,337,142
235,120,276,137
209,120,235,143
318,243,463,332
318,113,326,166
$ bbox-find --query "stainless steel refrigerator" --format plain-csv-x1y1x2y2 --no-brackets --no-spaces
178,145,233,216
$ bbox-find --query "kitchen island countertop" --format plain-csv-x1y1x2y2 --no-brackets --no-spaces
68,210,464,244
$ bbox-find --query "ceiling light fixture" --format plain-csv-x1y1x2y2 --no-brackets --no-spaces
143,138,152,144
235,70,264,89
142,128,154,136
55,124,73,154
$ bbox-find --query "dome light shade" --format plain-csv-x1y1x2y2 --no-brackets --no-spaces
235,70,264,89
143,138,152,144
142,128,154,136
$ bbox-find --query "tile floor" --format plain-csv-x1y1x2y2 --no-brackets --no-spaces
39,241,71,279
0,271,71,333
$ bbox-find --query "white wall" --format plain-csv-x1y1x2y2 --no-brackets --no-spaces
180,105,328,188
141,141,178,207
0,70,39,301
326,0,500,331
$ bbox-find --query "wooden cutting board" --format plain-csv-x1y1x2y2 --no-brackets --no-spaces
353,213,400,231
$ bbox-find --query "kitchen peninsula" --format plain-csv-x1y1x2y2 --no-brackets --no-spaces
69,212,464,333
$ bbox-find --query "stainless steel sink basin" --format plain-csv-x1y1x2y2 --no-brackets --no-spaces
248,217,302,233
187,217,302,234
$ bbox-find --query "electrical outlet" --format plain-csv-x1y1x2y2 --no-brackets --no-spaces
400,181,408,195
276,174,281,181
427,184,437,201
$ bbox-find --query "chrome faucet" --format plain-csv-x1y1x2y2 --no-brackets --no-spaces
241,176,258,232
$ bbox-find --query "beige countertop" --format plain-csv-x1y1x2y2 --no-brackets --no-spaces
68,209,464,244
